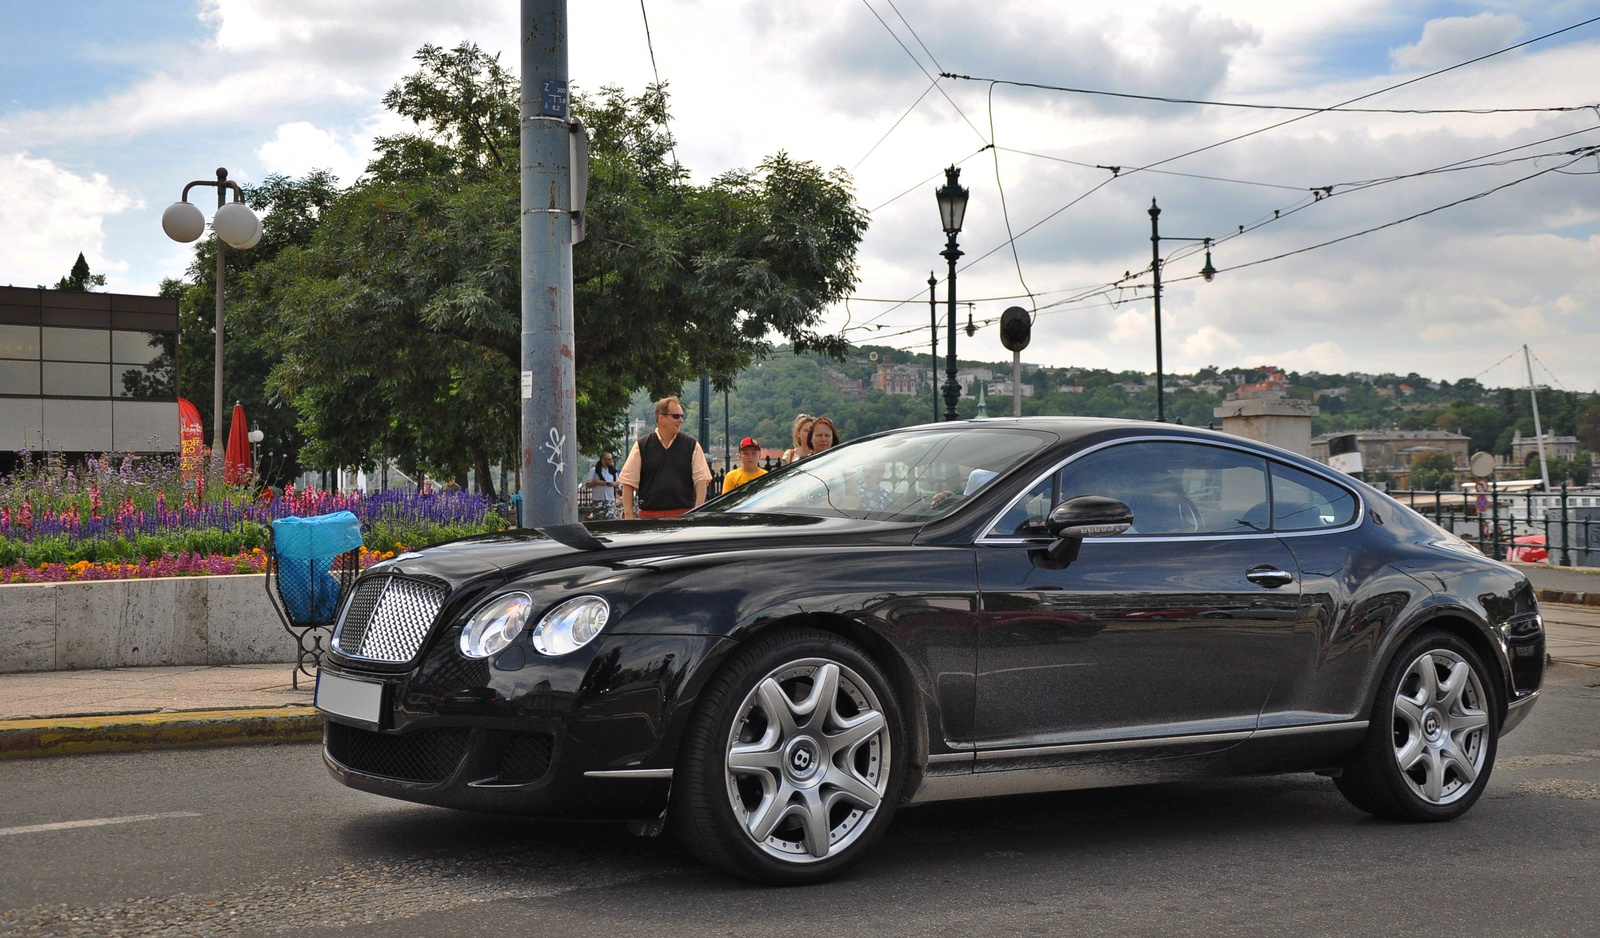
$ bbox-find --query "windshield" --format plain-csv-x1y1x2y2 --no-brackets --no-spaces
703,427,1053,521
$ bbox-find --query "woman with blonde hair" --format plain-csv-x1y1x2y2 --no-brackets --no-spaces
781,414,814,465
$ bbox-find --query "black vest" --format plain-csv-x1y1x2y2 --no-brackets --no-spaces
637,432,699,511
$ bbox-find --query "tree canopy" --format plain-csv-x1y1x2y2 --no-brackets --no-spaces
247,43,866,491
53,253,105,291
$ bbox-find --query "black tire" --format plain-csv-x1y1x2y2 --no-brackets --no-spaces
1335,628,1499,821
670,627,907,885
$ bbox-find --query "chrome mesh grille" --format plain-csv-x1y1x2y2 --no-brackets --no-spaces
332,575,447,663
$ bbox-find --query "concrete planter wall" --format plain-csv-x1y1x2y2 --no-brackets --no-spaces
0,574,301,673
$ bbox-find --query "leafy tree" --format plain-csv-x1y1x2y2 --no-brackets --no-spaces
1576,400,1600,453
53,252,106,291
254,43,866,492
1434,404,1505,456
1407,450,1458,491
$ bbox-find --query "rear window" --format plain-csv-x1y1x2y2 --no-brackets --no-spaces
1271,462,1358,530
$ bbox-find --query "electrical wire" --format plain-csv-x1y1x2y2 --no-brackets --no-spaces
865,145,991,214
1473,349,1522,382
852,77,941,171
859,0,988,144
638,0,679,166
941,72,1599,115
987,82,1035,315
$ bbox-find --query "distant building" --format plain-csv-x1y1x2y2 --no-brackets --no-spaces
1314,387,1348,401
955,368,993,397
1057,383,1084,394
1192,380,1226,394
1511,429,1578,466
987,378,1034,399
821,369,864,399
1310,429,1470,487
0,286,180,474
1237,371,1287,394
871,362,928,396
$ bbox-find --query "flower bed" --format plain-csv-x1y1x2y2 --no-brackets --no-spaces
0,450,510,580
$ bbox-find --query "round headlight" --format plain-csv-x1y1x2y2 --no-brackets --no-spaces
532,596,610,656
459,592,533,659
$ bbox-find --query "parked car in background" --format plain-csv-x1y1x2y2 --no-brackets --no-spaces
315,418,1544,884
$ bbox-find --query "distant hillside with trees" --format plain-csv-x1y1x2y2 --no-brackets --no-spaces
633,348,1599,480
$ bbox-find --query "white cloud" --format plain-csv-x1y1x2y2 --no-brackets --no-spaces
1181,324,1243,360
257,121,370,184
0,154,136,287
1391,13,1524,70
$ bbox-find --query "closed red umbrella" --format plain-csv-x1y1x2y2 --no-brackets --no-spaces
224,402,252,484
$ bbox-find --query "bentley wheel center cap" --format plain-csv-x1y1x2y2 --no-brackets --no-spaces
1423,710,1442,739
786,739,821,781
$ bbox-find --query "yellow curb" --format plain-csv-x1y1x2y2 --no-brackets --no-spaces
0,706,324,760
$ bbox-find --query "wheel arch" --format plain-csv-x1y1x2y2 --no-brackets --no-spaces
1368,609,1509,725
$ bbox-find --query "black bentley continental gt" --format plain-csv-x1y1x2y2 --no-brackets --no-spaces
314,418,1544,884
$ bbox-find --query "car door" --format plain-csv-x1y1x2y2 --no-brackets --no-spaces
974,439,1303,750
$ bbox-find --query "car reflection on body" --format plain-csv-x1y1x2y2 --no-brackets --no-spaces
314,418,1544,884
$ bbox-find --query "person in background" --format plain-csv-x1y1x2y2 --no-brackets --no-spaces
722,437,768,494
782,415,814,465
808,416,840,454
585,452,618,519
619,396,712,519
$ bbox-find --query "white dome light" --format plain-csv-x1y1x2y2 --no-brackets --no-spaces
213,201,261,249
161,202,206,243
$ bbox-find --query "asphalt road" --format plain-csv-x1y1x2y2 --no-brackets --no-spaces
3,667,1598,938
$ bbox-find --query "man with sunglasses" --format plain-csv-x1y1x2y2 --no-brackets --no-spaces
618,396,712,519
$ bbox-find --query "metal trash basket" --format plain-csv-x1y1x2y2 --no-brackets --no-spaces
265,511,363,687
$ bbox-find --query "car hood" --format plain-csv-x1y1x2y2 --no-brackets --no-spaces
371,513,920,588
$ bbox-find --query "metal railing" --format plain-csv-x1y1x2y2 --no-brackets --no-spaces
1392,483,1600,566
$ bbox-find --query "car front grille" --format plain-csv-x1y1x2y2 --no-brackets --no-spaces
332,574,448,663
325,721,471,783
495,732,555,783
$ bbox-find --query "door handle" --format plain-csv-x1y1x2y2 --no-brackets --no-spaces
1246,565,1294,588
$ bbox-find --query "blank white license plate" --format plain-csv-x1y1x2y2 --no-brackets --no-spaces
315,671,383,725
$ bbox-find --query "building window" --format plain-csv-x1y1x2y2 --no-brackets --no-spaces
42,327,110,362
0,324,40,359
0,359,40,395
1,324,176,400
42,361,111,397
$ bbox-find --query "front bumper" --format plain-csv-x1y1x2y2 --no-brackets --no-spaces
318,632,732,819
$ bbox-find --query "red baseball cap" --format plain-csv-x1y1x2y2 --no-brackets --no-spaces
739,437,760,449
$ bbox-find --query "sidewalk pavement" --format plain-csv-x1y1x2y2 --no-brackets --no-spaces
3,594,1597,760
0,664,320,760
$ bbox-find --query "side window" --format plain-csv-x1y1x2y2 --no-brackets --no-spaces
1271,462,1357,530
989,475,1054,537
1057,442,1270,535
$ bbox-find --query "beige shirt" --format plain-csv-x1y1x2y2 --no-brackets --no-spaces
618,430,712,489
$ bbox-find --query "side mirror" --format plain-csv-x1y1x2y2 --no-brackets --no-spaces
1043,496,1133,564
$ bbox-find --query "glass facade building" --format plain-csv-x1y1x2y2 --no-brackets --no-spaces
0,286,180,467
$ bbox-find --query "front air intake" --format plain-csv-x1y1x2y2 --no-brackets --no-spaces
332,574,448,663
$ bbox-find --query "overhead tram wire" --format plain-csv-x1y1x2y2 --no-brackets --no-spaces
1474,349,1524,382
853,77,942,171
987,81,1037,316
851,15,1600,343
941,73,1598,116
890,12,1600,306
859,0,988,145
638,0,678,165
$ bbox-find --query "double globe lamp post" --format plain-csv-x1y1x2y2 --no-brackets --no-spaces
160,167,262,459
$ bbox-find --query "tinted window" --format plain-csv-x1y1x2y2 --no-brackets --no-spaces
112,330,175,366
989,475,1054,536
0,359,39,395
42,362,110,397
0,325,39,359
1058,441,1270,535
1271,462,1357,530
42,327,110,362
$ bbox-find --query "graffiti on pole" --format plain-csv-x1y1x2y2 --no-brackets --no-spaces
543,427,566,495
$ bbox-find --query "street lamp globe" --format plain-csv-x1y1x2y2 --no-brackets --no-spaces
935,165,968,236
1199,239,1217,282
213,201,262,249
161,201,206,243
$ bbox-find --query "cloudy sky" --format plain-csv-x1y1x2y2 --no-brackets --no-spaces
3,1,1598,390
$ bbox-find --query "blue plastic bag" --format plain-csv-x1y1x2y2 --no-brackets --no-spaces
271,511,362,624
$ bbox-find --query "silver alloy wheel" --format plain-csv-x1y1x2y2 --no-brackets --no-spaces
1391,648,1490,805
724,657,890,862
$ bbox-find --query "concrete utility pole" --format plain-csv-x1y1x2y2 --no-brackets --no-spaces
520,0,578,526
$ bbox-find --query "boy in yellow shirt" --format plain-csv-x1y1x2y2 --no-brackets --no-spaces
721,437,768,493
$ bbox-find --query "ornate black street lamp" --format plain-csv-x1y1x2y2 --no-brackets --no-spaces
935,166,969,421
